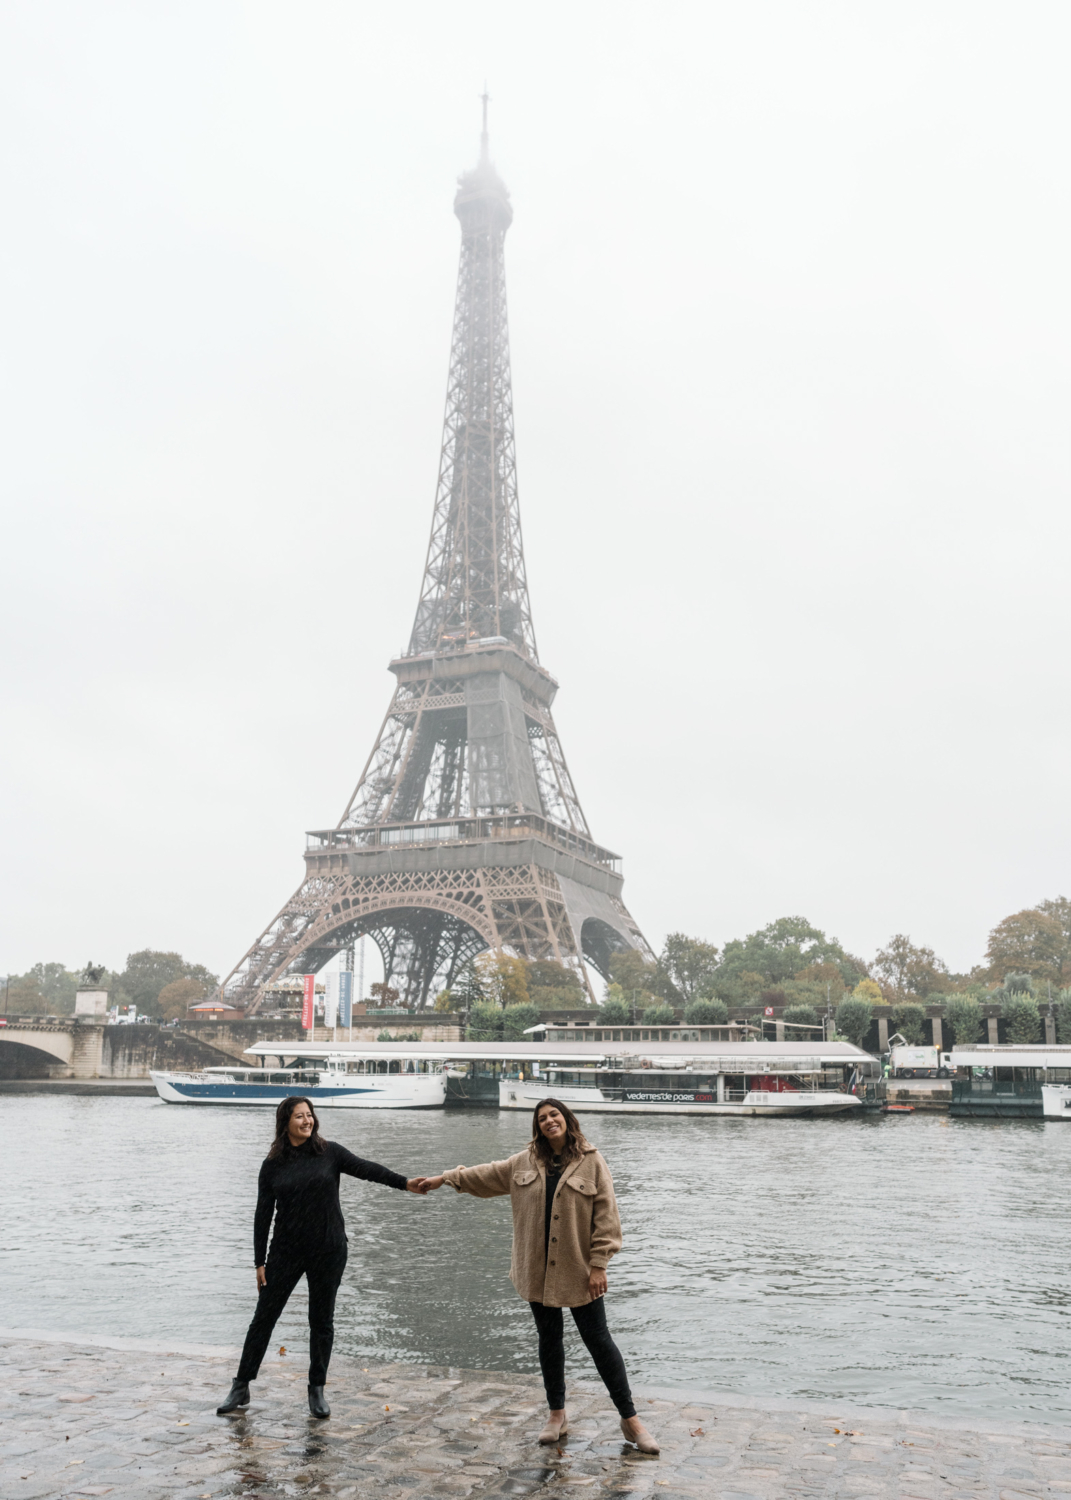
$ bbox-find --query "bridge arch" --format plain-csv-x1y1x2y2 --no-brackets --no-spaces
0,1025,75,1079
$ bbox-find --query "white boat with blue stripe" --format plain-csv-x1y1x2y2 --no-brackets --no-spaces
150,1049,446,1109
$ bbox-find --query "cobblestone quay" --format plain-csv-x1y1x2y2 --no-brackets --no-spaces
2,1331,1070,1500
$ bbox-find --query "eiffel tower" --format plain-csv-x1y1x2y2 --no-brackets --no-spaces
222,105,650,1013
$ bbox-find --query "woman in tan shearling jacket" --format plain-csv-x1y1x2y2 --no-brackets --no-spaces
424,1098,658,1453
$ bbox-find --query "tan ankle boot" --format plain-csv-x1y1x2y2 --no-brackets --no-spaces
620,1416,659,1454
538,1411,568,1443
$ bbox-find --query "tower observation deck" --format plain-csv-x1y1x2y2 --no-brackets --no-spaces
220,111,650,1011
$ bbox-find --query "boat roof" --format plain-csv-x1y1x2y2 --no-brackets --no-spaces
243,1040,869,1065
950,1044,1071,1068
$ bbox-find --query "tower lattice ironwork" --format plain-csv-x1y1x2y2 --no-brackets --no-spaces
221,111,650,1013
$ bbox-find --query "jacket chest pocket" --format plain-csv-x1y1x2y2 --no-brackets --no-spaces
513,1169,539,1187
565,1178,596,1198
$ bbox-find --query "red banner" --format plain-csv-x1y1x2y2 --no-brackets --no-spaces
301,974,315,1031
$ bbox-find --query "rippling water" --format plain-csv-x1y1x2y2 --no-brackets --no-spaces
3,1097,1070,1423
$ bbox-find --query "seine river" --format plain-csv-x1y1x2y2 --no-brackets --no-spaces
4,1097,1070,1424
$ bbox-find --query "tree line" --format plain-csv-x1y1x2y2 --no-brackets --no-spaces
7,893,1071,1048
445,899,1071,1048
2,951,218,1020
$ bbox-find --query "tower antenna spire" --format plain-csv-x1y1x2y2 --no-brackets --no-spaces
480,83,490,164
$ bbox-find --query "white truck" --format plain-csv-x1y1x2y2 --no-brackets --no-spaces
889,1044,952,1079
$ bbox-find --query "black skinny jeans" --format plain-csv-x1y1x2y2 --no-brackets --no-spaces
529,1298,636,1419
236,1244,347,1386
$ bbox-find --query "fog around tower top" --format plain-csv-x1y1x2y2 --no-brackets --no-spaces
1,1,1068,979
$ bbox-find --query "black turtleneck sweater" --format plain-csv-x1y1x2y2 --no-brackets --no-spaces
253,1139,408,1267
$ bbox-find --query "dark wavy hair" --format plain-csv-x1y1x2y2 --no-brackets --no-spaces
267,1096,326,1160
529,1096,588,1168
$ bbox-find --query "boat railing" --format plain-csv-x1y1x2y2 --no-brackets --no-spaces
952,1076,1043,1100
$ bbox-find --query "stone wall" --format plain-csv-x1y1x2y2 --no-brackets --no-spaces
100,1025,238,1078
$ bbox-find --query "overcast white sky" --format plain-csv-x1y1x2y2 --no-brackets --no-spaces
2,1,1068,985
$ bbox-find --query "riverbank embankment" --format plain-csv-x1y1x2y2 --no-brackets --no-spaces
2,1330,1069,1500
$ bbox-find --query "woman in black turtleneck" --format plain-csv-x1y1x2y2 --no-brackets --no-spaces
216,1095,429,1420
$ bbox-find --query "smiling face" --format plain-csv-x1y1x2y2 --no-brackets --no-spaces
287,1101,316,1145
537,1104,567,1146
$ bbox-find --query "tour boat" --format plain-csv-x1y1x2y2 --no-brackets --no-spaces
497,1056,862,1117
152,1039,871,1117
150,1051,446,1109
948,1045,1071,1119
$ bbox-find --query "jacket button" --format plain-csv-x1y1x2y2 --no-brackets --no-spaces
550,1260,556,1266
554,1214,559,1220
551,1237,557,1242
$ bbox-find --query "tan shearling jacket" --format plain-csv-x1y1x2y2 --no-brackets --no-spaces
442,1143,622,1308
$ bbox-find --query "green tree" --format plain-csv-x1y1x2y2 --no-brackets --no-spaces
1002,993,1041,1044
683,996,728,1025
873,935,949,1001
716,916,864,1001
656,934,720,1004
891,1003,927,1045
475,952,530,1008
599,991,632,1025
525,958,585,1009
120,951,218,1015
1054,990,1071,1044
502,1002,541,1039
369,982,401,1009
452,963,486,1014
157,977,209,1021
466,1001,504,1041
609,949,657,991
835,996,873,1049
986,906,1068,986
999,971,1035,995
608,951,656,1019
29,963,80,1013
782,1003,819,1031
4,963,76,1016
943,994,984,1045
642,1002,676,1026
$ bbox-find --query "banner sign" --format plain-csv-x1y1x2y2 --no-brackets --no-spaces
623,1091,714,1104
324,973,339,1029
301,975,315,1031
338,971,353,1029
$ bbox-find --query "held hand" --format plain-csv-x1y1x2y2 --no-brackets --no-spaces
421,1175,446,1191
588,1268,607,1299
256,1265,267,1290
406,1177,431,1194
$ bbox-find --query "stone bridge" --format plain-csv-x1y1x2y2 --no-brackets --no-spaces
0,1014,461,1079
0,1018,302,1080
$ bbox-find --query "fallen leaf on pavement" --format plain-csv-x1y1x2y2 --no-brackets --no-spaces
690,1427,704,1436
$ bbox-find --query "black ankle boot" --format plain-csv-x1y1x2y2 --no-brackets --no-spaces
216,1379,250,1415
308,1384,330,1418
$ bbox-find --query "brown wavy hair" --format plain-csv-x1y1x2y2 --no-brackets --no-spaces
267,1096,326,1160
529,1097,588,1168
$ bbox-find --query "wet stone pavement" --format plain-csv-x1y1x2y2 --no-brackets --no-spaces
2,1333,1071,1500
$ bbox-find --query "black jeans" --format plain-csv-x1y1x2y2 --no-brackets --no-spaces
236,1244,347,1386
529,1298,636,1419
